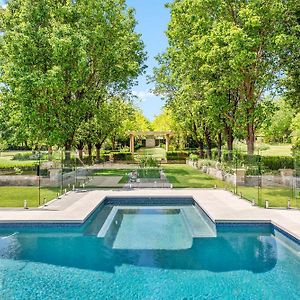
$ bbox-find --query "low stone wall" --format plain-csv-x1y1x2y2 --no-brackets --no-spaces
0,175,39,186
0,168,89,187
187,160,296,188
165,160,186,164
245,175,296,188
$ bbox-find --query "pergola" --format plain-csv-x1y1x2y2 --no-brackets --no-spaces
128,131,173,154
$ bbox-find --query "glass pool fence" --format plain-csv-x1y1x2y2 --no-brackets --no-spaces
0,149,90,208
190,143,299,209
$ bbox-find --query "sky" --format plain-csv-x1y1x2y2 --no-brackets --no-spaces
0,0,170,121
127,0,170,121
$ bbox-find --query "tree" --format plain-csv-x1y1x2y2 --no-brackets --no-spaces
291,113,300,154
152,109,173,132
278,0,300,111
262,99,294,143
154,0,292,156
0,0,145,159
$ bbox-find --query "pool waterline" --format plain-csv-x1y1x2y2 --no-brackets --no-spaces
0,196,299,299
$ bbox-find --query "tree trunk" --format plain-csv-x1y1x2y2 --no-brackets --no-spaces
87,142,92,158
204,129,212,159
247,122,255,155
111,137,116,150
96,143,101,162
198,140,204,159
224,125,234,161
64,141,72,163
48,146,53,161
77,142,84,161
217,133,222,162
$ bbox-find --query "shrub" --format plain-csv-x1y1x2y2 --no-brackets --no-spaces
111,152,133,161
12,152,47,161
166,151,189,161
261,156,294,170
140,155,159,168
189,154,199,161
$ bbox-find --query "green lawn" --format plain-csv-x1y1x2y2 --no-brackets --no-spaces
236,186,298,208
1,165,295,208
138,169,160,178
259,144,292,157
163,164,299,208
163,164,228,188
233,142,292,156
0,187,59,207
91,169,131,184
0,151,38,170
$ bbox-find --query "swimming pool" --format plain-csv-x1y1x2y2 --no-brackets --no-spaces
0,197,299,299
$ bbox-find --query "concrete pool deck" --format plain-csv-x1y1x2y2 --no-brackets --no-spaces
0,189,299,241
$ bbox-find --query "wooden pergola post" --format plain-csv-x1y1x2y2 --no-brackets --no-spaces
130,134,135,154
165,133,170,152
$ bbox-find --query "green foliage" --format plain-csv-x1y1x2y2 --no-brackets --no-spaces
260,156,294,171
152,109,173,131
189,154,199,161
262,99,294,143
140,155,159,168
291,113,300,154
0,161,37,170
110,152,133,161
166,151,189,161
137,169,160,178
0,0,145,151
12,152,48,161
154,0,297,155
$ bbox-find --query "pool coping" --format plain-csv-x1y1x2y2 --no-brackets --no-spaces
0,189,299,244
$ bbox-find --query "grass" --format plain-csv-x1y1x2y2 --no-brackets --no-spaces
0,187,59,207
233,142,292,157
258,144,292,157
163,164,299,208
91,169,131,184
163,164,227,188
236,186,299,208
0,151,38,169
138,169,160,178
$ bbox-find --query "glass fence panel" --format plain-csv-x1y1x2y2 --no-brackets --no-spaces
0,149,41,208
293,151,300,208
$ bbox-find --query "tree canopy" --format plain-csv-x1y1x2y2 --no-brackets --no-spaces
0,0,145,155
153,0,300,156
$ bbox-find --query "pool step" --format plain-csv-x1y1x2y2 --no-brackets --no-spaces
84,205,113,235
181,206,216,238
97,207,119,238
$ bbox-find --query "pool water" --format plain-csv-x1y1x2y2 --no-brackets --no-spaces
0,200,299,299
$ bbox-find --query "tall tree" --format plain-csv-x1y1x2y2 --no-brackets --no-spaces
154,0,291,155
0,0,145,159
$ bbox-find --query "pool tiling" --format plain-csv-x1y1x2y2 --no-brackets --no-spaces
0,197,299,299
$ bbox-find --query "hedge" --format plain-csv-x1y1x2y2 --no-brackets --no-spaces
260,156,294,170
110,152,133,161
194,151,294,171
166,151,189,161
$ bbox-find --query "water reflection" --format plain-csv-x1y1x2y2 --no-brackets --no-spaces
0,231,277,274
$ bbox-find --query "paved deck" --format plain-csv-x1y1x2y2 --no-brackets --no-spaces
0,189,299,242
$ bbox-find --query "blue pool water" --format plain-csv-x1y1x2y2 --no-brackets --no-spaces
0,199,299,299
